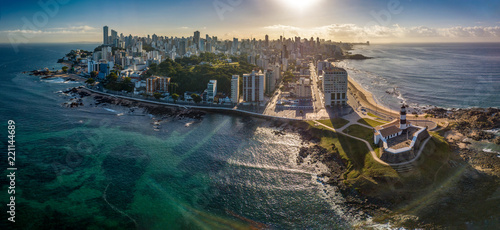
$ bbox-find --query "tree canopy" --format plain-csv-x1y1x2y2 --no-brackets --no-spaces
147,54,256,96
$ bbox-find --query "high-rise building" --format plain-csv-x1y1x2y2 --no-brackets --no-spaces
265,35,269,47
111,29,118,47
265,70,275,95
179,39,187,56
231,75,240,103
194,31,200,49
207,80,217,101
146,76,171,94
232,38,238,54
322,67,348,106
317,61,333,75
243,70,265,102
103,26,109,45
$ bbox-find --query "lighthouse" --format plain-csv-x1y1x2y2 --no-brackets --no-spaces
400,104,408,130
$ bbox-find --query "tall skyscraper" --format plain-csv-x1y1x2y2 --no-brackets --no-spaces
179,39,187,56
103,26,109,45
231,75,240,103
111,30,118,47
194,31,200,49
265,35,269,47
232,38,239,54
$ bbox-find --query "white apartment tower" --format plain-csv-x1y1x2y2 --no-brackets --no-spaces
323,67,348,106
243,70,265,102
231,75,240,103
207,80,217,101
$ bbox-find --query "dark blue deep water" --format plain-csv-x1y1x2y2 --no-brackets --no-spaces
0,43,499,229
338,43,500,110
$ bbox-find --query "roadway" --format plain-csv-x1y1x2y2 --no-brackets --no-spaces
309,62,325,113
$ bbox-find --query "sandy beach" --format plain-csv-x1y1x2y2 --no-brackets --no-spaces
348,77,425,119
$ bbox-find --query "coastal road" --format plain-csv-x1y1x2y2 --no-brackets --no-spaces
263,82,283,116
310,63,324,113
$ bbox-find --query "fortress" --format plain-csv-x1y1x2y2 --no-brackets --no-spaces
374,105,430,164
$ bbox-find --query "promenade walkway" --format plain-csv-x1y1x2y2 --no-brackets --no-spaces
84,87,302,122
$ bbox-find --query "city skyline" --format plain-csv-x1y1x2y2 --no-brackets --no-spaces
1,0,500,44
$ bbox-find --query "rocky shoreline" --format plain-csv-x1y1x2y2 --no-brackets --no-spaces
270,108,500,228
59,85,500,228
62,87,206,120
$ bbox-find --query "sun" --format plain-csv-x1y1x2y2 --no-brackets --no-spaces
277,0,322,10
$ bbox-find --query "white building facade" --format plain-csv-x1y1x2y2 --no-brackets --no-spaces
322,67,348,106
231,75,240,103
207,80,217,101
243,70,265,102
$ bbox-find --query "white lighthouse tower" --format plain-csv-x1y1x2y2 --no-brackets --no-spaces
400,104,408,130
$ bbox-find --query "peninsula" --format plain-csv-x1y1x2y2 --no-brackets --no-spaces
37,27,500,229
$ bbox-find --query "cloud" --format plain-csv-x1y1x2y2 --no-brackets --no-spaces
2,25,98,35
264,24,300,36
263,24,500,41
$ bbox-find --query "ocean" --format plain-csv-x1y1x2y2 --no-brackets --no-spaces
0,44,349,229
0,43,499,229
337,43,500,111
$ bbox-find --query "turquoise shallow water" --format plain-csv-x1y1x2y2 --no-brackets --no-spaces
1,43,499,229
0,44,348,229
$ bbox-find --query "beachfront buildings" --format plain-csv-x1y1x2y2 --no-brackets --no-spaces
243,70,265,102
231,75,240,103
322,67,348,106
317,61,333,75
207,80,217,102
146,76,171,94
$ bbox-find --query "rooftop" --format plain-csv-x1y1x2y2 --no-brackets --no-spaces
324,67,347,73
379,125,401,138
386,127,420,149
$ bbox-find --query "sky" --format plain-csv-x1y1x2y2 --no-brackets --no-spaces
1,0,500,44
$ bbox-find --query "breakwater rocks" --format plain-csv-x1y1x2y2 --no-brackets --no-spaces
427,107,499,141
62,87,206,119
343,54,372,60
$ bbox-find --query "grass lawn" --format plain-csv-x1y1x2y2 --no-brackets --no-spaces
358,118,386,127
305,122,398,189
342,124,374,144
317,118,350,129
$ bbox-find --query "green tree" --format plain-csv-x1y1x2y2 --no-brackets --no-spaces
90,71,98,79
171,93,179,103
191,93,202,104
62,66,68,73
106,72,118,82
85,78,95,85
153,92,162,99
